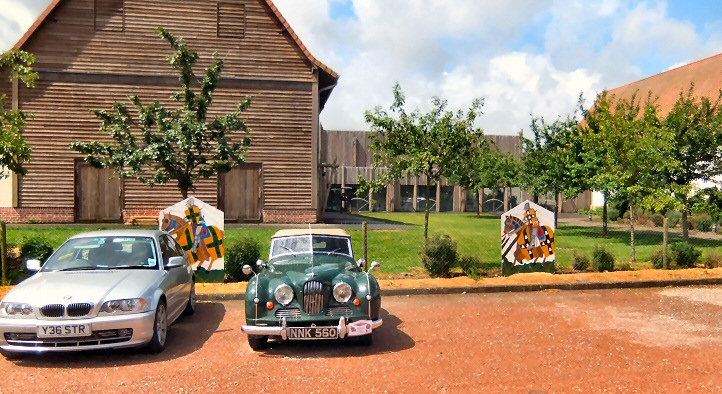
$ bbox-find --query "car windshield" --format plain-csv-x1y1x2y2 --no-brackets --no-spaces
41,236,159,272
270,235,353,259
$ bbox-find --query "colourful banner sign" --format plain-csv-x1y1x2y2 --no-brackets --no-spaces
159,197,225,282
501,200,556,276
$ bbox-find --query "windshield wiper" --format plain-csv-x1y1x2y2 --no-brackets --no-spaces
279,245,296,256
53,266,98,272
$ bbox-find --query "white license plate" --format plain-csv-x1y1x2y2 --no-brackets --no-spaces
37,324,92,338
288,327,338,340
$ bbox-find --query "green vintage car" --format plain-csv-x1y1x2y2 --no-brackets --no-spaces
241,229,382,350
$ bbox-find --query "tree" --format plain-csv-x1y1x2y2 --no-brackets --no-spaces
0,50,38,177
360,83,485,239
71,27,251,198
521,100,587,228
581,91,677,262
450,142,520,216
662,84,722,240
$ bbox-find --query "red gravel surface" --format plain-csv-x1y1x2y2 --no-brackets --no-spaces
2,287,722,393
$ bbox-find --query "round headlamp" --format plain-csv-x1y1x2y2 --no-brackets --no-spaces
274,283,294,306
333,282,353,303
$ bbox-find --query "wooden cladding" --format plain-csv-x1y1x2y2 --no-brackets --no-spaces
218,3,246,38
95,0,125,32
25,0,314,81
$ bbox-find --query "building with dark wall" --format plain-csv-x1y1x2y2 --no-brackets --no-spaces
320,130,592,215
0,0,337,224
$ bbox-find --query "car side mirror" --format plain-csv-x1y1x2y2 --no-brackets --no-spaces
26,259,42,271
165,256,186,269
256,259,267,269
368,261,381,272
357,258,366,269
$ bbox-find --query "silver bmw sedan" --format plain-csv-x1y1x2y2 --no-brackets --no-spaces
0,230,196,358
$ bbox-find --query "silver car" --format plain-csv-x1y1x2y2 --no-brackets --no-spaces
0,230,195,358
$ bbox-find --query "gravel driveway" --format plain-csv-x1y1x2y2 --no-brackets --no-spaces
2,287,722,393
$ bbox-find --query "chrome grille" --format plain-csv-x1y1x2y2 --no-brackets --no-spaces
275,308,302,319
67,303,93,317
40,304,64,318
326,305,352,316
303,281,327,315
4,329,133,348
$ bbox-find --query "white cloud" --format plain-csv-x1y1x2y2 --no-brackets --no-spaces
3,0,722,137
0,0,50,50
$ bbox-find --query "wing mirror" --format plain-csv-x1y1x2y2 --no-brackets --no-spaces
256,259,267,269
26,259,42,271
368,261,380,272
357,258,366,269
242,264,254,276
165,256,186,269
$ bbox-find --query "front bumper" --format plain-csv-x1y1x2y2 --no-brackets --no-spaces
241,317,383,340
0,311,156,353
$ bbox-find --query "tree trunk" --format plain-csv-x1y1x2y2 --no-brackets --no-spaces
476,191,480,218
629,199,636,263
553,191,559,229
181,187,188,199
682,207,689,241
602,192,608,236
424,183,431,240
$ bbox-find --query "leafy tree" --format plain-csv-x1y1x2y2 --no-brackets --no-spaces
0,50,38,177
581,90,677,262
360,83,485,239
521,100,587,228
71,27,251,198
450,142,520,216
662,84,722,239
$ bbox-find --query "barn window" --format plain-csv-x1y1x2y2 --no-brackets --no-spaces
95,0,125,32
217,3,246,38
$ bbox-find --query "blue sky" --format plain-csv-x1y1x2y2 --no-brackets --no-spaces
3,0,722,134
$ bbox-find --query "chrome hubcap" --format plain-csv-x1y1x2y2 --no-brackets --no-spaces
156,305,167,345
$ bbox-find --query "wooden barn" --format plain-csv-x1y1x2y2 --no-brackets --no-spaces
320,130,593,214
0,0,337,224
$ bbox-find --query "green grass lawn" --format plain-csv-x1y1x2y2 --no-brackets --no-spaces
4,213,721,276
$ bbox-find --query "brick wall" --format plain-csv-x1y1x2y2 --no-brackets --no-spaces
0,207,75,223
263,209,319,224
123,208,163,225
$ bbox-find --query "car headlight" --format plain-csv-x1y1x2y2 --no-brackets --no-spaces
274,284,294,306
99,298,149,315
333,282,353,303
0,302,34,318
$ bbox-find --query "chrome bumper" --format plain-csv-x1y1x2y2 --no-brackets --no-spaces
241,317,383,340
0,311,156,353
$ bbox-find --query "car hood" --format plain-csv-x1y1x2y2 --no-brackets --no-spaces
3,270,164,305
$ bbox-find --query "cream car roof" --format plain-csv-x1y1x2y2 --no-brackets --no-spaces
272,228,350,238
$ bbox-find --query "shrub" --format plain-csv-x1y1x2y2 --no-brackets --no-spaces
224,237,262,282
592,246,615,272
650,248,665,269
650,213,665,227
458,255,481,279
670,241,701,268
572,252,590,272
665,211,682,228
690,213,713,232
420,234,457,278
703,250,722,269
20,235,54,262
617,262,633,271
607,208,621,222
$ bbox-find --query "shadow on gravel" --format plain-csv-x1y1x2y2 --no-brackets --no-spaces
258,308,414,358
8,302,226,367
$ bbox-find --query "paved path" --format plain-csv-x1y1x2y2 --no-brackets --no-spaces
3,287,722,393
